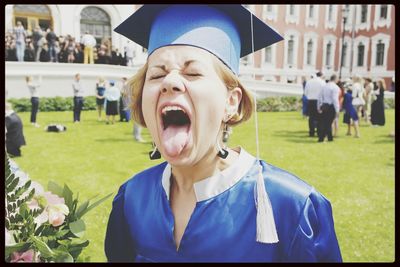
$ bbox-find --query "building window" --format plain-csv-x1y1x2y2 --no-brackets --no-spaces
342,42,348,67
13,4,52,32
326,42,332,67
361,5,368,23
309,5,314,18
376,41,385,66
357,43,365,67
328,5,333,22
380,5,388,19
266,5,273,13
265,46,272,64
287,36,294,65
80,6,111,45
306,40,313,65
289,5,295,16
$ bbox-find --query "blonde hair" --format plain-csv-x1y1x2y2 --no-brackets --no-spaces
128,58,254,128
378,78,387,90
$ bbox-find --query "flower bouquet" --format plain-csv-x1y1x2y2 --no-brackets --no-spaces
5,153,112,262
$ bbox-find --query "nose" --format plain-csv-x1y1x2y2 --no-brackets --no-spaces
160,70,186,94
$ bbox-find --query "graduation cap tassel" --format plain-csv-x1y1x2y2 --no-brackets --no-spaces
247,6,279,244
256,164,279,243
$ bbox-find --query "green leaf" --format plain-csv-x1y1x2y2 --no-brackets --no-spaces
78,192,113,218
53,250,74,262
69,219,86,238
70,238,89,247
30,236,55,258
7,177,19,193
75,200,89,219
47,181,63,197
5,242,30,257
62,184,74,211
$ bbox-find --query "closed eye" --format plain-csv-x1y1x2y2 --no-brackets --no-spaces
149,74,165,80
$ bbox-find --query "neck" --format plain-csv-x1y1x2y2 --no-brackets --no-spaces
170,147,239,193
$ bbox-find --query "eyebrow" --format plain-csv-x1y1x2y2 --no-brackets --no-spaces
151,60,199,71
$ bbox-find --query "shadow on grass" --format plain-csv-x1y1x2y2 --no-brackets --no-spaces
271,130,319,144
373,135,395,144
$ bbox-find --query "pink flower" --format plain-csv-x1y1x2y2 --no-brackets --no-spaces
43,192,65,206
47,205,68,227
10,249,36,262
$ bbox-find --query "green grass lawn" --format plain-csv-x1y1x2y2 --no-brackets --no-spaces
11,109,394,262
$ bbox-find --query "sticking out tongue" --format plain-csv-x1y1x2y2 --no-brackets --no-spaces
162,124,190,157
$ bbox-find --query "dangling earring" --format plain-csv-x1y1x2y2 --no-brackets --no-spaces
222,124,231,143
217,141,229,159
216,123,229,159
149,145,161,160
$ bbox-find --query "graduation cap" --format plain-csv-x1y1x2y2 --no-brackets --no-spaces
114,4,280,244
114,4,283,75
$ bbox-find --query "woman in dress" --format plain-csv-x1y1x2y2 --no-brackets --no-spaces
105,4,342,262
95,77,106,121
370,78,386,126
342,85,360,138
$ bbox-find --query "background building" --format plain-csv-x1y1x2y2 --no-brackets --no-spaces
5,4,395,87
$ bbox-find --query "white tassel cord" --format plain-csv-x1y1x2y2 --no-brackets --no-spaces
255,164,279,243
248,7,279,244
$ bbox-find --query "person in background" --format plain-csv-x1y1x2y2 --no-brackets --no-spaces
332,80,345,137
5,102,26,157
81,31,97,64
32,26,43,62
26,75,42,127
72,73,85,123
363,77,374,124
351,75,365,122
370,78,386,127
104,80,120,124
24,38,35,62
317,74,340,142
46,27,58,62
304,71,326,137
39,42,50,62
301,76,308,119
342,85,360,138
119,77,130,122
95,77,106,121
125,40,135,67
74,43,84,63
14,21,26,62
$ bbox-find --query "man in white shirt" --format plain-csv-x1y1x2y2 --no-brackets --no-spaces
304,71,326,137
125,41,136,67
317,74,340,142
81,31,97,64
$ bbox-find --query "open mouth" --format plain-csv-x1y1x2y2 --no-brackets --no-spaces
160,105,192,157
162,106,191,130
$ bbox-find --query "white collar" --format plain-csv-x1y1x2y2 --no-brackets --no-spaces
161,147,256,202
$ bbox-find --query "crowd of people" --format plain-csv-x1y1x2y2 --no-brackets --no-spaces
302,71,389,142
5,22,128,66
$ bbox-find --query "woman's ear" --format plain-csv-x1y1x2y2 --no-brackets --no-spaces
225,87,242,121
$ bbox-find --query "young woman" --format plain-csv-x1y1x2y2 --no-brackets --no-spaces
95,77,106,121
342,86,361,138
105,5,342,262
370,79,386,126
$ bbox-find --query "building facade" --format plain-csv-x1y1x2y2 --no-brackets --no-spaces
5,4,395,86
244,4,395,87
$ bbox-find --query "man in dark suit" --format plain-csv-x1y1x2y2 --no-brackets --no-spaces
5,103,26,157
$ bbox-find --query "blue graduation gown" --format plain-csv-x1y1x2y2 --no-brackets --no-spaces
105,148,342,262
